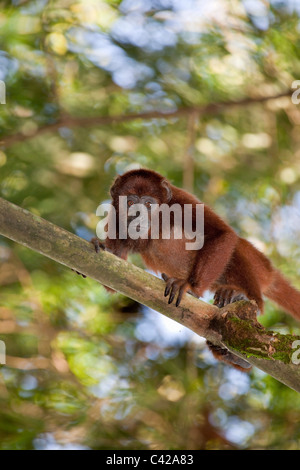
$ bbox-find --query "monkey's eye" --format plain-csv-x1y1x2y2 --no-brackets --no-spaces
127,200,134,207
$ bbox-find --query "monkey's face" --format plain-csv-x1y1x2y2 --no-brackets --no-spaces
110,170,173,240
125,194,159,237
126,195,158,220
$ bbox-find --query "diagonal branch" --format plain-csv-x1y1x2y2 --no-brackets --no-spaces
0,196,300,392
0,90,291,147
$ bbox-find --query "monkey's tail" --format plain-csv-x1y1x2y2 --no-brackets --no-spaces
265,270,300,320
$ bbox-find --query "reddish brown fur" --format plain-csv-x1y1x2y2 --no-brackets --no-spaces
102,168,300,370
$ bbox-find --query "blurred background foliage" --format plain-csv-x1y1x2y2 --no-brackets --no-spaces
0,0,300,450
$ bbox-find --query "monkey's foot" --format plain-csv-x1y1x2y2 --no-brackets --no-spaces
213,288,247,308
161,273,189,307
211,288,252,371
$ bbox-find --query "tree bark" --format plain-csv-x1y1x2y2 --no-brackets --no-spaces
0,197,300,392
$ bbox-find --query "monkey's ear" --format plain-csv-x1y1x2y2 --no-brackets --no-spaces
161,179,172,203
110,175,121,199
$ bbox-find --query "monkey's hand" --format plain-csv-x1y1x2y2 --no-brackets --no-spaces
92,238,116,294
161,273,191,307
91,237,105,254
72,237,105,278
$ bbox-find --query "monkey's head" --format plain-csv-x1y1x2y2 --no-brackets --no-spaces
109,169,173,240
110,169,172,207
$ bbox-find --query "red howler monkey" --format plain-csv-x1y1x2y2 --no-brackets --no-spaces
89,168,300,371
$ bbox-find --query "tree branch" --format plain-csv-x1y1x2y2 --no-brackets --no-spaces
0,196,300,392
0,90,291,147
